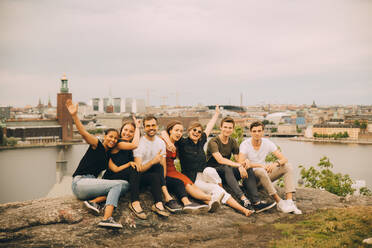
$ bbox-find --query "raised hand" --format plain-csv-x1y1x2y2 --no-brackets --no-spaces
65,99,78,116
215,104,220,115
132,115,141,128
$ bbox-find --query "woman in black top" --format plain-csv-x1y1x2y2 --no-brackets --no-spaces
68,100,129,228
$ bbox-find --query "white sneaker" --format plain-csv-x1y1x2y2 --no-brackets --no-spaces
277,199,292,213
286,199,302,215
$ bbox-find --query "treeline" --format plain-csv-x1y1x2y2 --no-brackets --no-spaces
313,132,349,139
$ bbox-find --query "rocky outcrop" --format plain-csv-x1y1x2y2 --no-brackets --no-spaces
1,188,371,248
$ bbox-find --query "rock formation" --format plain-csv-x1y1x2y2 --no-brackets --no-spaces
1,188,371,248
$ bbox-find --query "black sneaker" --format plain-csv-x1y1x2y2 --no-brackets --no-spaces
165,199,183,213
241,198,255,212
84,201,101,214
98,217,123,228
253,201,277,213
183,202,209,213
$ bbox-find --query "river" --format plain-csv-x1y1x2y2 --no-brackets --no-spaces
0,139,371,204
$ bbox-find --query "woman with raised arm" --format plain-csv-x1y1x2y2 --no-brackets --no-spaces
161,105,253,217
67,99,129,228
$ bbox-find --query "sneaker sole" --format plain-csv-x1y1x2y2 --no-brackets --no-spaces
255,202,277,213
183,205,209,214
165,205,183,213
84,201,100,214
208,201,220,213
98,223,123,228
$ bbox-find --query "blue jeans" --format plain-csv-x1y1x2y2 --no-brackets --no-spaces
72,175,129,208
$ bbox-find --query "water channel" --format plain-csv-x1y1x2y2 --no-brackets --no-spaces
0,138,371,204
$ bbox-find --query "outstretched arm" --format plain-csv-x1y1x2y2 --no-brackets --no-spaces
212,152,241,168
204,105,220,137
117,115,141,150
65,99,98,148
108,158,136,173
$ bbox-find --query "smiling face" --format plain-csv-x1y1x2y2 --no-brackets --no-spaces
144,118,158,138
121,123,135,142
250,125,264,141
103,130,119,149
188,126,202,143
169,124,183,142
220,121,234,138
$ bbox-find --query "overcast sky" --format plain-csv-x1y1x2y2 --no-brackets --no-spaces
1,0,371,107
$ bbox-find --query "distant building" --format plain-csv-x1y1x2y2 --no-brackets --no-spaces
136,99,146,113
57,75,73,141
125,98,133,113
278,124,296,134
5,119,62,142
296,117,306,125
103,98,109,112
0,106,11,120
92,98,100,112
312,124,359,140
113,98,121,113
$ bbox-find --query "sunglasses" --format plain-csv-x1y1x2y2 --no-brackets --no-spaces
192,128,202,134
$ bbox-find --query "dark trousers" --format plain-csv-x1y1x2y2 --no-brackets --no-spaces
166,177,188,200
139,163,164,203
114,166,141,202
215,165,260,204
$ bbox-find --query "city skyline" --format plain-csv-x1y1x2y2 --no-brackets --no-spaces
1,0,371,107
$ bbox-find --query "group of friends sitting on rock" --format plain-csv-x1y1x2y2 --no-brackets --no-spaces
66,99,302,229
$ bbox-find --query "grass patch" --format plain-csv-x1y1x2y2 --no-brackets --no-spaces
271,206,372,248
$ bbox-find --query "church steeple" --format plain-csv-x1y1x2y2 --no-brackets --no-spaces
60,74,69,93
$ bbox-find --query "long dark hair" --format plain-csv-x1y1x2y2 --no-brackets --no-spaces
119,121,136,138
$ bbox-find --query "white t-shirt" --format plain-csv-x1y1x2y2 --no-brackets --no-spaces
133,136,166,164
239,138,277,165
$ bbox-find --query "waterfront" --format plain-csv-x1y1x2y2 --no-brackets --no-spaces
0,138,371,204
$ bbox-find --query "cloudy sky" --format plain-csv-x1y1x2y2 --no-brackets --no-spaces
1,0,371,107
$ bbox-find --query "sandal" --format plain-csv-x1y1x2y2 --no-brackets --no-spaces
151,204,170,217
128,202,147,220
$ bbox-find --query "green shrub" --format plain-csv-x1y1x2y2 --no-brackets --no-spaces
299,156,356,197
231,125,244,146
7,137,18,146
88,128,103,135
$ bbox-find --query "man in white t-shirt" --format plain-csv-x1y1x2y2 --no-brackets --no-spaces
239,121,302,214
133,115,182,215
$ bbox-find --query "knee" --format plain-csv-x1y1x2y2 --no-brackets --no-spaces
222,166,233,175
203,167,221,184
121,181,130,192
282,163,293,174
254,168,268,178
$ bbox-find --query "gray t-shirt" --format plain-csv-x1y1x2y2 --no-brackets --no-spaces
133,136,166,164
206,136,239,168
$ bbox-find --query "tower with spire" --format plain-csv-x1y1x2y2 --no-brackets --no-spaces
57,74,73,141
